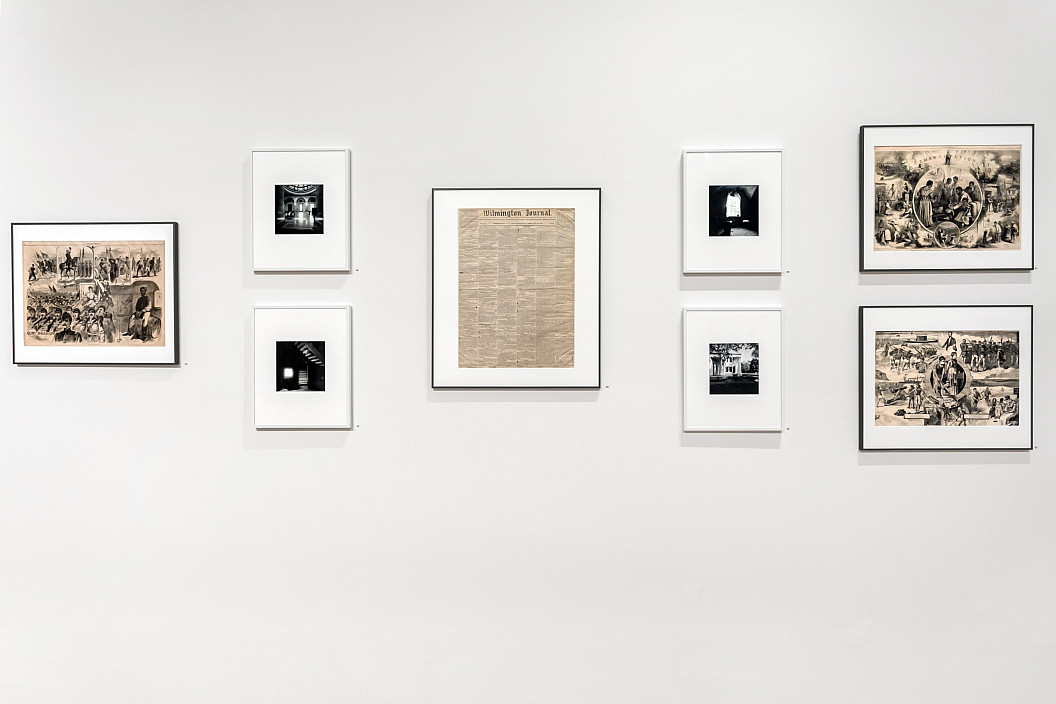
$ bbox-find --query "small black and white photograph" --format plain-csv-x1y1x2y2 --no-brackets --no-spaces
709,342,759,394
709,185,759,237
276,340,326,392
274,184,324,234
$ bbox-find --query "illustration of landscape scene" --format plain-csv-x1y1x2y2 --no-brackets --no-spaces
874,330,1019,427
22,240,165,346
873,145,1021,251
709,343,759,395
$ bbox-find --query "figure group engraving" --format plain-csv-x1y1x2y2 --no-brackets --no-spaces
873,146,1021,251
22,241,165,346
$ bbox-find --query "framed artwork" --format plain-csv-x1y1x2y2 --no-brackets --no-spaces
683,307,782,432
432,188,601,389
251,148,351,272
860,124,1034,271
682,149,783,273
254,306,352,429
11,222,179,365
860,305,1032,451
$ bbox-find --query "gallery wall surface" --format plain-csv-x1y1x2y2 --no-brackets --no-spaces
1,1,1054,702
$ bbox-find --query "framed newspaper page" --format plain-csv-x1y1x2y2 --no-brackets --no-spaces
12,222,179,365
682,149,783,273
683,307,782,432
860,124,1034,271
860,305,1032,451
254,306,352,429
252,148,351,272
432,188,601,389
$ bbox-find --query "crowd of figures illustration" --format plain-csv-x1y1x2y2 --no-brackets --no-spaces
874,330,1019,427
873,146,1021,250
22,241,165,346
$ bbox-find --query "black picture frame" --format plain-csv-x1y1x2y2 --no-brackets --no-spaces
11,221,180,366
859,124,1034,272
859,305,1033,451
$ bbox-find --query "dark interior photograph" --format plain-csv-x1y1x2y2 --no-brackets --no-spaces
709,184,760,236
275,340,326,391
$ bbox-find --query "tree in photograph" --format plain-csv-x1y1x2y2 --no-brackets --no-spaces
710,342,744,367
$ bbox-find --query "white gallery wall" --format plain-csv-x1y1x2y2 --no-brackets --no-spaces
1,1,1054,701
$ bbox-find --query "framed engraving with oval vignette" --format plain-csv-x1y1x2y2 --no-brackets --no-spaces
860,305,1032,451
860,124,1033,272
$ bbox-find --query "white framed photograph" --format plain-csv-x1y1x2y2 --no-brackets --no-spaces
683,307,782,432
860,124,1033,271
12,222,179,365
432,187,601,389
253,306,352,429
251,149,351,272
860,305,1032,451
682,149,782,273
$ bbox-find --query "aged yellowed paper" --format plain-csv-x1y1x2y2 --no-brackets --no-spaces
872,145,1021,251
458,208,575,368
21,240,166,347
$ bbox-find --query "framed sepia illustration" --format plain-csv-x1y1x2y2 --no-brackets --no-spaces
432,187,601,389
860,124,1034,271
252,148,351,272
682,149,783,273
11,222,179,365
859,305,1032,451
683,307,782,431
254,306,352,429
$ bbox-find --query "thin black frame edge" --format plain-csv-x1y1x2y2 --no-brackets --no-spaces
171,222,180,366
858,127,866,272
429,187,602,391
1030,123,1036,272
858,123,1035,273
597,187,602,390
1028,303,1034,450
858,303,1033,452
430,188,436,389
9,223,16,365
858,305,865,450
10,221,180,367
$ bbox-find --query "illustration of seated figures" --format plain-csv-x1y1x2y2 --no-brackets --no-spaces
872,146,1022,252
912,168,982,242
22,240,165,347
124,281,162,342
